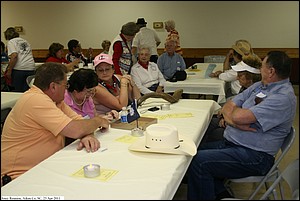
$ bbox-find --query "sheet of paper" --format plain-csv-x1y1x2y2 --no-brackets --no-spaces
205,64,217,78
72,168,119,182
142,113,193,120
186,69,201,72
115,135,139,144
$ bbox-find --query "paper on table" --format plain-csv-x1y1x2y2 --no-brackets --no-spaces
186,69,201,72
142,113,193,120
205,64,217,78
72,167,119,182
115,135,139,144
187,72,196,75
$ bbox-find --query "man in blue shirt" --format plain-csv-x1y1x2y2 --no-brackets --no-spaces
187,51,297,200
157,40,186,80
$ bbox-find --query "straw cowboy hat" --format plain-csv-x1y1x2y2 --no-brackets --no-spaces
231,40,253,56
129,124,196,156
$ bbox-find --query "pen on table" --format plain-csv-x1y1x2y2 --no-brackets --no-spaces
99,147,108,152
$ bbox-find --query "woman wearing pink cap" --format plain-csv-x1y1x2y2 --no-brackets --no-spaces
93,53,141,115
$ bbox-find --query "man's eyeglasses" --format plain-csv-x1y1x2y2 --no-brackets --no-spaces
56,82,70,89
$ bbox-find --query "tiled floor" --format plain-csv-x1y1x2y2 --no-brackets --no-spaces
173,85,299,200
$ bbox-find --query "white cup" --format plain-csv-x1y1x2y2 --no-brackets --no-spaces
88,63,93,69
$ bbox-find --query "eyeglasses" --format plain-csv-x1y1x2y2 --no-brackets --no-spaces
81,87,95,98
86,88,96,95
55,82,69,89
95,68,112,74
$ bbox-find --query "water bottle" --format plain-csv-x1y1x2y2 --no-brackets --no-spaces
120,107,128,123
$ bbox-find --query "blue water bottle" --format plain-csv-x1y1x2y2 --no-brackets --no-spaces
120,107,128,123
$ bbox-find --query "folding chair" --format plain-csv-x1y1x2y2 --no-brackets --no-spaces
260,158,299,200
1,107,12,135
224,127,296,200
222,158,299,200
26,75,35,87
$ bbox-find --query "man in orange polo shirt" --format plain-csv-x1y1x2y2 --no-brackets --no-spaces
1,62,109,183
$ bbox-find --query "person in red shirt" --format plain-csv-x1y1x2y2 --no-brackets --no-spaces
108,22,139,75
46,42,79,72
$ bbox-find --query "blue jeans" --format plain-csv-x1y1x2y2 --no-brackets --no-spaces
187,139,274,200
12,69,35,92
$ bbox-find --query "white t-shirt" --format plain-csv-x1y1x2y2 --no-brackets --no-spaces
132,27,161,56
219,69,241,95
7,37,35,71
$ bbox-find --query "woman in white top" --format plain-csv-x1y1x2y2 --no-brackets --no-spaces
130,45,166,95
4,27,36,92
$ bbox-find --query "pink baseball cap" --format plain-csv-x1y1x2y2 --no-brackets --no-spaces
93,53,113,67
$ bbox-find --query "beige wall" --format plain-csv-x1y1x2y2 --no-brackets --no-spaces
1,1,299,49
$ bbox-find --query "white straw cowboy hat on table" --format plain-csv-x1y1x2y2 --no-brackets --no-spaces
129,124,197,156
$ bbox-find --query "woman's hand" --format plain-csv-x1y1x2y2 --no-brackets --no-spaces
120,76,130,86
103,110,119,123
122,74,136,87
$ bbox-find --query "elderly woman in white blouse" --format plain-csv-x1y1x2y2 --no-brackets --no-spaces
130,45,166,95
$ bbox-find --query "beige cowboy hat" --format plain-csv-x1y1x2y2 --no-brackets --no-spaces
129,124,197,156
232,40,253,56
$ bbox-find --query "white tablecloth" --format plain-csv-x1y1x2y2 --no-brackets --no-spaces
164,63,226,103
1,92,23,110
1,99,221,200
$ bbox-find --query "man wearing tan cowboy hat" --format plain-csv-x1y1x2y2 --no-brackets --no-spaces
210,39,255,98
132,17,161,64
